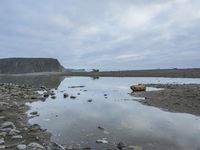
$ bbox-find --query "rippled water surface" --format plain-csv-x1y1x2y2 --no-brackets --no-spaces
25,77,200,150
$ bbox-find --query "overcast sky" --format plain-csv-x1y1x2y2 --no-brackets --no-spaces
0,0,200,70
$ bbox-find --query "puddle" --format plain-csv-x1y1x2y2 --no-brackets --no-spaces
25,77,200,150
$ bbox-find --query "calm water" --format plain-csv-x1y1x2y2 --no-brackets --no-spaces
25,77,200,150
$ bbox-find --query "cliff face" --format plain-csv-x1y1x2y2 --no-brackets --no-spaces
0,58,64,74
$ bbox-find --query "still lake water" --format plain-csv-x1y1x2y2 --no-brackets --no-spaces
8,76,200,150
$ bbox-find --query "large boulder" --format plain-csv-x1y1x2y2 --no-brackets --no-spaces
130,84,146,92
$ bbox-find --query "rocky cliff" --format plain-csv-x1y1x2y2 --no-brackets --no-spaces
0,58,64,74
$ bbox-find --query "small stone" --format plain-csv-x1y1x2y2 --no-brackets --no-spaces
51,95,56,99
70,96,76,99
0,132,6,137
63,93,69,98
8,129,21,136
0,127,12,133
43,92,49,98
1,121,16,129
117,142,126,150
35,137,39,140
0,145,5,149
31,96,38,99
50,91,55,96
17,144,27,150
96,138,108,144
27,142,44,150
30,111,39,116
0,138,5,145
0,116,5,119
12,135,23,139
88,99,92,102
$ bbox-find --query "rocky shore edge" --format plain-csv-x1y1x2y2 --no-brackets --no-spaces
0,83,91,150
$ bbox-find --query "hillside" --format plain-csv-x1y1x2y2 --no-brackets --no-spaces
0,58,64,74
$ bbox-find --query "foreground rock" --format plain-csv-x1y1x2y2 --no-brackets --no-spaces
130,84,146,92
0,83,50,150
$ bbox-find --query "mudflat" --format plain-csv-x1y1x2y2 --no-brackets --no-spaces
133,84,200,116
65,68,200,78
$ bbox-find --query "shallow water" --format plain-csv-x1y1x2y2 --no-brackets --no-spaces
26,77,200,150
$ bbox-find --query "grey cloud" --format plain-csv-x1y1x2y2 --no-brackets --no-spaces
0,0,200,70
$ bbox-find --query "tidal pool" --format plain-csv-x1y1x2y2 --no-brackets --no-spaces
27,77,200,150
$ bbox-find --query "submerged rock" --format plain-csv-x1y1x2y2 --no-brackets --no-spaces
30,111,39,116
88,99,92,102
51,95,56,99
63,93,69,98
70,96,76,99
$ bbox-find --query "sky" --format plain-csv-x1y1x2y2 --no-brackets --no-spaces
0,0,200,70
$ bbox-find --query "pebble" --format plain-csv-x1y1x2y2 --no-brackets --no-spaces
0,138,5,145
1,121,16,129
0,127,13,133
51,96,56,99
12,135,23,139
30,111,39,116
17,144,27,150
117,142,126,150
63,93,69,98
27,142,45,150
0,145,5,149
0,132,6,137
70,96,76,99
9,129,21,136
96,138,108,144
88,99,92,102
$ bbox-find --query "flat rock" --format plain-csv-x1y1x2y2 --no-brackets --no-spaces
0,138,5,145
17,144,27,150
27,142,45,150
9,129,21,136
1,121,16,129
12,135,23,139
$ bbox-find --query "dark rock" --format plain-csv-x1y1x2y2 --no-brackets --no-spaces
117,142,126,150
63,93,69,98
51,96,56,99
88,99,92,102
43,92,49,98
70,96,76,99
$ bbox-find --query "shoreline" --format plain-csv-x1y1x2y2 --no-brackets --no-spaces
0,68,200,78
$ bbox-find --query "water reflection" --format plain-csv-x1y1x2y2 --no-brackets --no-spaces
27,77,200,150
